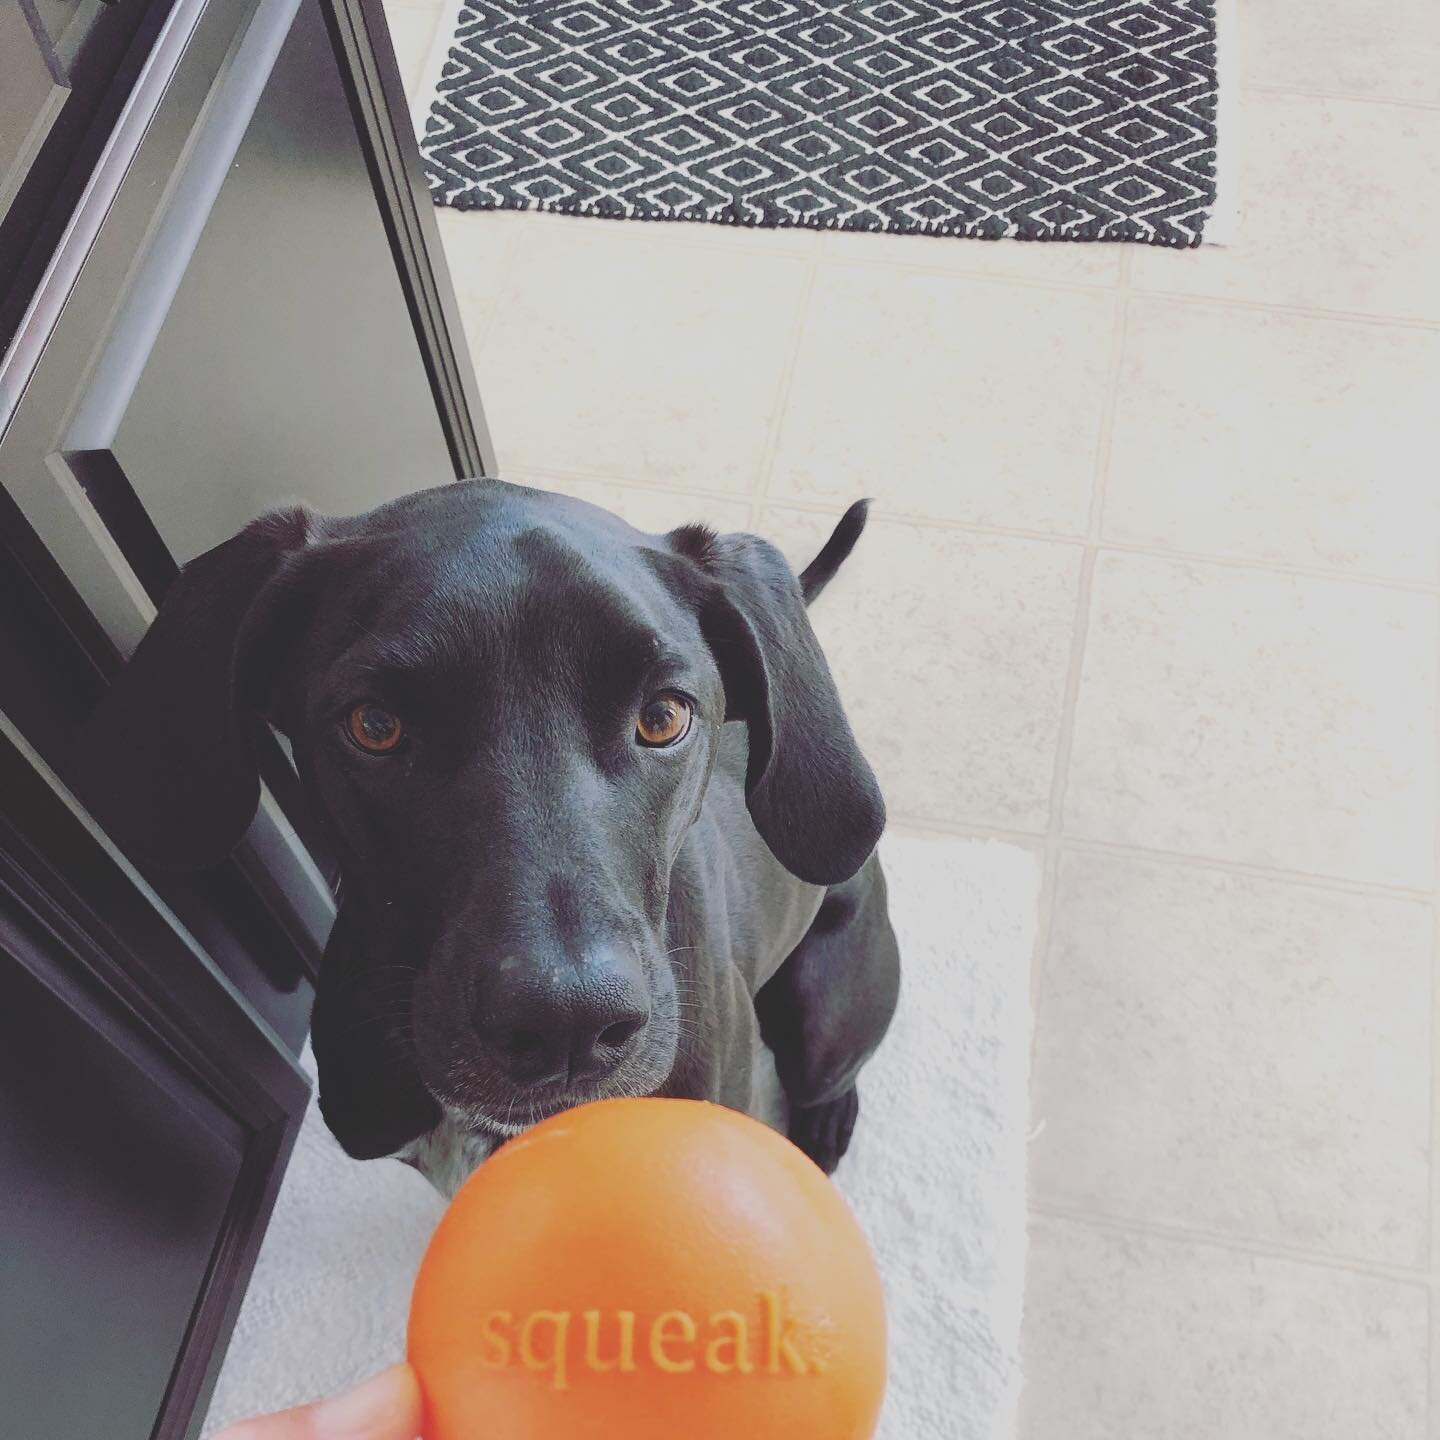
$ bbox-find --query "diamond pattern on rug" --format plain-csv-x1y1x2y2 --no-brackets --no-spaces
421,0,1218,247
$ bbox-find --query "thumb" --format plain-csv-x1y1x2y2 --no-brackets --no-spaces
213,1363,422,1440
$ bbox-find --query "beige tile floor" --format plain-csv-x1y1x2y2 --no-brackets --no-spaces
387,5,1440,1434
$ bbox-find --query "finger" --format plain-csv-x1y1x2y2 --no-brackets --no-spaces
212,1362,422,1440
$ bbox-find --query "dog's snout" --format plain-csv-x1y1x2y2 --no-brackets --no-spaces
474,945,650,1086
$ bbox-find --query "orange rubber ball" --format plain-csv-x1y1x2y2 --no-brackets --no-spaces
407,1097,887,1440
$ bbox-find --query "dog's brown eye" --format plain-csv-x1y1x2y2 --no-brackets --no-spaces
636,694,692,747
346,703,404,754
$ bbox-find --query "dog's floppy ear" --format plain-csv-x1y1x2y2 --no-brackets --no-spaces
672,519,884,886
310,915,442,1159
72,505,323,871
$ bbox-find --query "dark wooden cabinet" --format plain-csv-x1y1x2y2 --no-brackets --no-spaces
0,0,490,1431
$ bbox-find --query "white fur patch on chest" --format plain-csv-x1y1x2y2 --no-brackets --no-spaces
396,1056,786,1200
395,1113,500,1198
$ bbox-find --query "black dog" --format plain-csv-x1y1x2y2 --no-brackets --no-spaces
76,480,900,1194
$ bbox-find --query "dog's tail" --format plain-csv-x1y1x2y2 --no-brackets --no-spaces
799,498,870,605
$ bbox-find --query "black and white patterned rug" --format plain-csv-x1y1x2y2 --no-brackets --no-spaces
420,1,1219,247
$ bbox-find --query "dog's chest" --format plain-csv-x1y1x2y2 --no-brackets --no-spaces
396,1047,789,1199
396,1118,499,1198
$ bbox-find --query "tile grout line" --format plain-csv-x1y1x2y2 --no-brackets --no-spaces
399,3,444,107
1029,252,1131,1022
747,247,822,531
1030,1199,1434,1292
501,462,1440,597
1428,630,1440,1434
1241,80,1440,114
1087,246,1132,543
1428,1285,1435,1439
450,206,1120,292
454,265,517,361
1061,833,1436,904
797,249,1124,295
458,213,1440,335
884,814,1048,849
1123,284,1440,335
1080,538,1438,597
476,225,1440,335
428,185,1440,334
889,818,1437,906
429,218,1440,334
880,818,1440,912
1029,567,1092,1018
455,221,531,364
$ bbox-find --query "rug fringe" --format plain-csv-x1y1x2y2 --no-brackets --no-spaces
429,191,1206,251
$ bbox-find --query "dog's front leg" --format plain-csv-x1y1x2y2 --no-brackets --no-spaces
753,854,900,1174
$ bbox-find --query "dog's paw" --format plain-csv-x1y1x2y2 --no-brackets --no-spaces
787,1086,860,1175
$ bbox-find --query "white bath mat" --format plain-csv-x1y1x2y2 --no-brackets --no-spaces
202,831,1038,1439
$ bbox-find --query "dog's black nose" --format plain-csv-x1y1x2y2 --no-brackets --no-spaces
475,946,650,1086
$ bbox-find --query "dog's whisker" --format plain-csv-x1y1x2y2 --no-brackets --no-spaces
327,961,421,984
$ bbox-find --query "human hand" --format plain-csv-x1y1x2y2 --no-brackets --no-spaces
211,1362,421,1440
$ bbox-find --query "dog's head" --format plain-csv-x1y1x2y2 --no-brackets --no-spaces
73,481,882,1157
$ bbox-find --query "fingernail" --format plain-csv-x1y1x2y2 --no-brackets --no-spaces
310,1365,411,1436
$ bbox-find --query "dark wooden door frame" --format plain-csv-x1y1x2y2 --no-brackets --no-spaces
0,713,311,1438
326,0,493,482
0,0,494,978
0,0,493,478
0,1,492,1433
